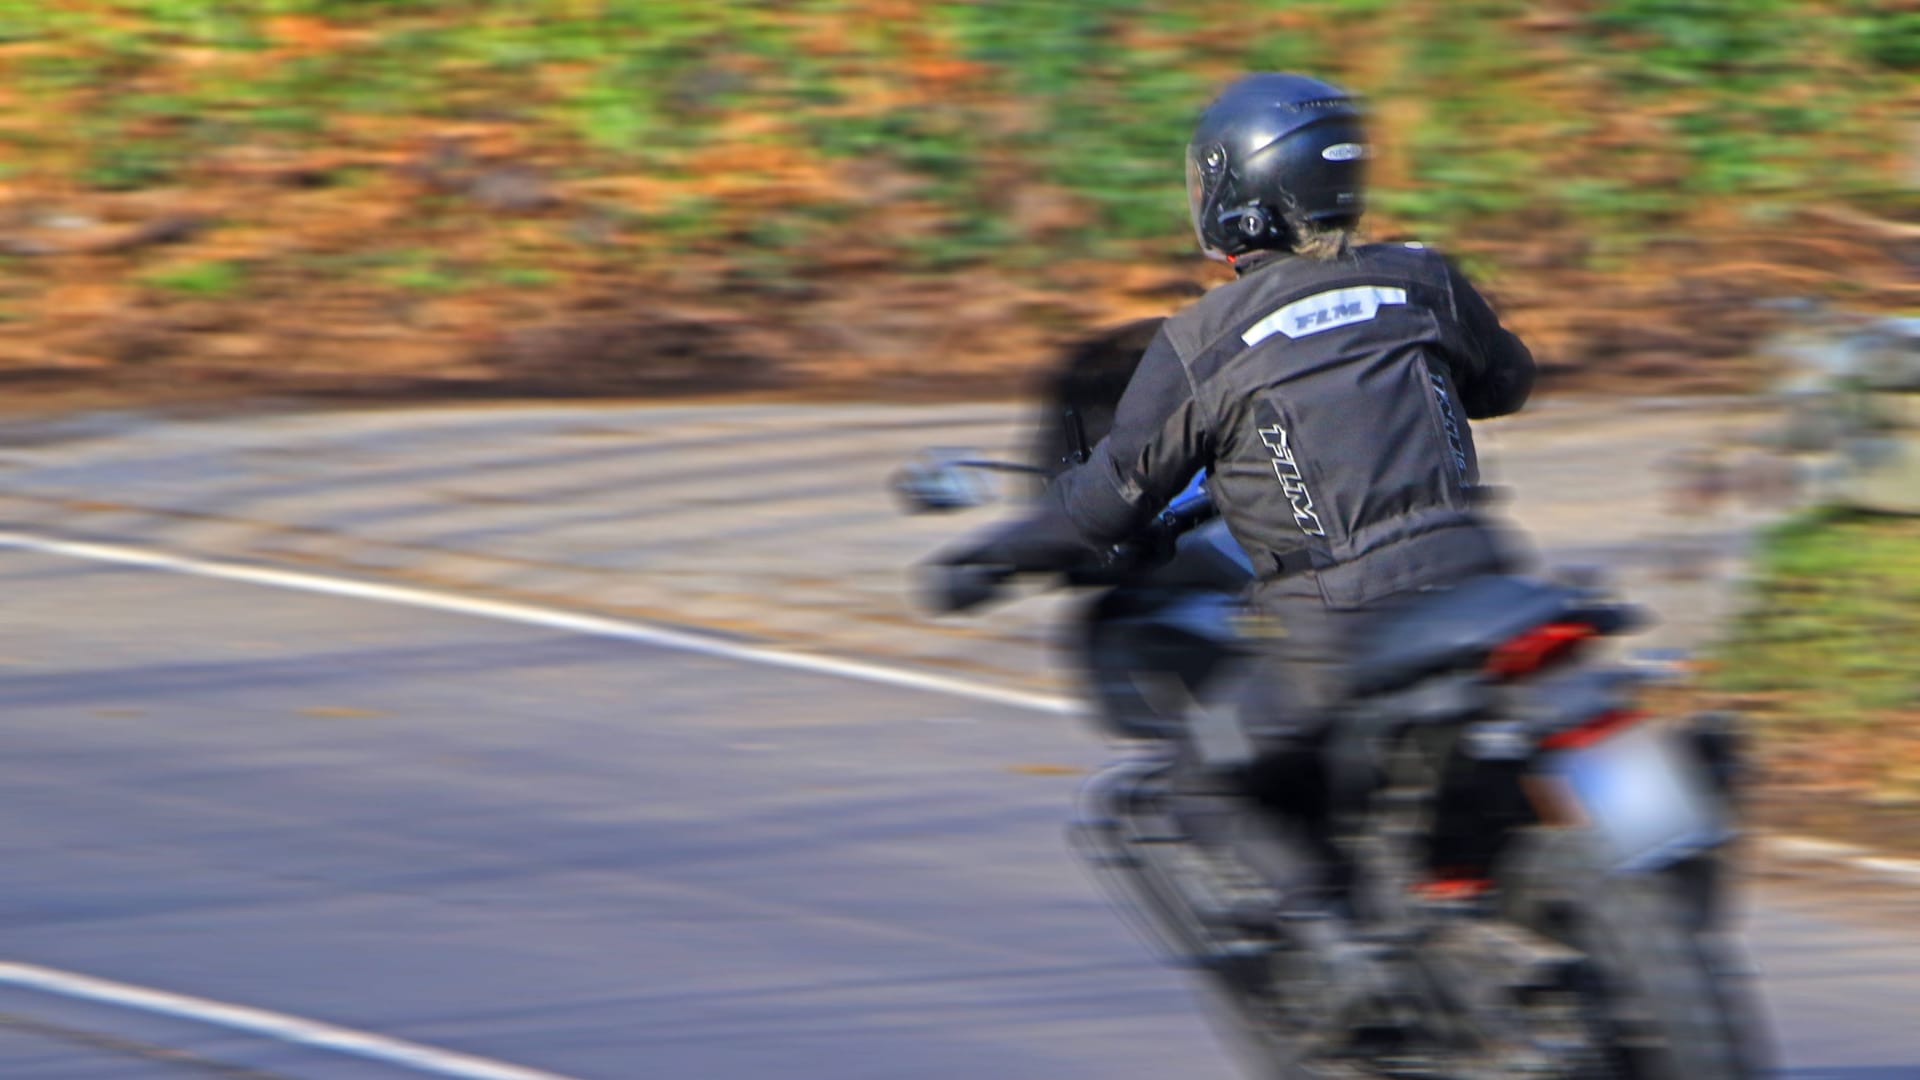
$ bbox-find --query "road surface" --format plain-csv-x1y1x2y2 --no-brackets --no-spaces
0,540,1913,1077
0,398,1783,696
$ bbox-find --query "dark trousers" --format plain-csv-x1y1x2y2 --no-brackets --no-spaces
1186,577,1377,774
1171,578,1379,887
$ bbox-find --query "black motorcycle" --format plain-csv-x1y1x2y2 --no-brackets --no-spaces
898,320,1771,1079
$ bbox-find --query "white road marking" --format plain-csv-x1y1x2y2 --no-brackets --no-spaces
0,529,1079,715
0,962,579,1080
1853,857,1920,881
0,529,1077,1073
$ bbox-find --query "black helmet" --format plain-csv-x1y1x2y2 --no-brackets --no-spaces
1185,73,1368,261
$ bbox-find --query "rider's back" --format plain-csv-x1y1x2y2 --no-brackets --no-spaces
1154,241,1529,609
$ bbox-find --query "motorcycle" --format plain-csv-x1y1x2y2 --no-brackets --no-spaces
897,319,1772,1079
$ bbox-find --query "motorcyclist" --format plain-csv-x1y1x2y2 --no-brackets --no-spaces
941,73,1536,886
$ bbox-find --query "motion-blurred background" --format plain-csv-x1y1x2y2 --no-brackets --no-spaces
0,1,1913,399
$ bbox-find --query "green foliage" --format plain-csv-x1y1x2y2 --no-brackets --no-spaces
113,1,267,48
379,253,465,293
141,260,244,296
82,139,182,190
1716,511,1920,723
1372,11,1545,236
259,0,475,14
811,109,979,182
1583,1,1865,206
935,3,1212,240
493,265,559,288
900,212,1014,271
634,192,726,248
1854,6,1920,71
247,104,327,134
251,47,441,118
1592,0,1801,87
536,6,787,159
3,0,1909,281
17,52,113,95
0,3,44,45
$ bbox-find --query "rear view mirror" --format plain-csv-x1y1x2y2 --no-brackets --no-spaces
891,448,1000,514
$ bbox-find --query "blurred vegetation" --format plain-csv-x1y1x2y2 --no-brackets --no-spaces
0,1,1913,396
1711,508,1920,821
139,258,243,295
1718,510,1920,727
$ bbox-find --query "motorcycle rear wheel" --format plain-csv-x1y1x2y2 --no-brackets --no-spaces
1498,830,1769,1080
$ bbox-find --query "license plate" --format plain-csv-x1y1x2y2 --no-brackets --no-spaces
1551,723,1730,870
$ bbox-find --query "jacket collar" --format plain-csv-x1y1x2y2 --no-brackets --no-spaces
1232,249,1293,277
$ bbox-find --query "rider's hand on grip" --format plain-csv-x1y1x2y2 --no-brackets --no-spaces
919,561,1015,613
936,510,1099,572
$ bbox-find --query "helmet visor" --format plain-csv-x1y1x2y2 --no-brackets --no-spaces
1186,151,1231,263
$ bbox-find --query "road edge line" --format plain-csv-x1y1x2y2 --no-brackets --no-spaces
1761,836,1920,884
0,528,1080,716
0,962,579,1080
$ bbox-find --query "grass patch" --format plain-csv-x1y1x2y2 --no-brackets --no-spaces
381,260,465,293
81,139,184,191
1714,510,1920,727
140,260,244,296
492,265,559,288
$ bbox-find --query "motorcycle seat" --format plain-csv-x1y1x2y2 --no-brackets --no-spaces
1343,575,1589,698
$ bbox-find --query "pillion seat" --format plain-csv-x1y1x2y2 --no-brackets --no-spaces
1343,575,1639,698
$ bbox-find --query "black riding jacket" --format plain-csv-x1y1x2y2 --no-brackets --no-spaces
1049,242,1536,609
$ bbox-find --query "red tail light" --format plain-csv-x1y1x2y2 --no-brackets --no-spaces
1411,876,1493,901
1485,622,1595,679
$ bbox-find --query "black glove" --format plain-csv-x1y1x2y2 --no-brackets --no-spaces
918,507,1102,613
918,561,1016,614
936,508,1101,574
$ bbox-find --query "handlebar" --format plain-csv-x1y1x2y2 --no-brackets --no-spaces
1158,485,1218,536
921,475,1219,613
1090,483,1215,573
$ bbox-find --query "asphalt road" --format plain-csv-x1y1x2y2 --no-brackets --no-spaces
0,546,1914,1078
0,550,1231,1079
0,398,1780,696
